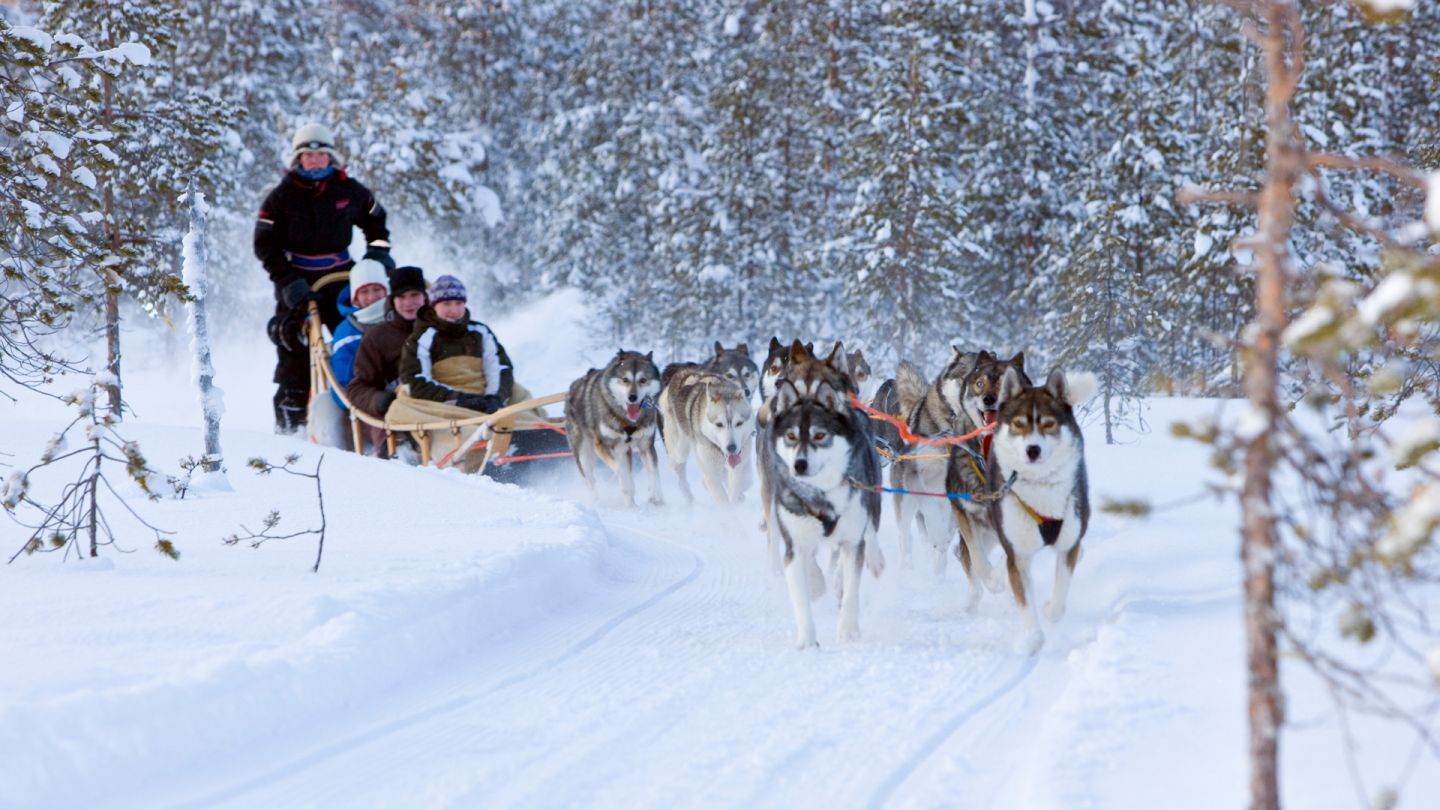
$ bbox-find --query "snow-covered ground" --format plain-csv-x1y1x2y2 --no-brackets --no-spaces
1,290,1435,809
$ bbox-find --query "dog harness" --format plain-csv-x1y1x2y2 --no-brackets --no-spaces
1012,493,1065,545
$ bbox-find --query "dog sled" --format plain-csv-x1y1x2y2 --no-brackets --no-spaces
301,272,572,483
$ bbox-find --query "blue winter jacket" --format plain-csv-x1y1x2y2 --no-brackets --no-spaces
330,285,365,410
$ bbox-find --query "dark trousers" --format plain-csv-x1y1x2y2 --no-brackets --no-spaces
272,266,350,431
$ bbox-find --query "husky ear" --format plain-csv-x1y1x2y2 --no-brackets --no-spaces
713,341,725,358
826,341,847,373
789,339,811,364
1009,352,1026,373
736,342,749,356
976,349,994,365
998,366,1026,406
774,378,801,413
769,336,782,353
1056,370,1098,406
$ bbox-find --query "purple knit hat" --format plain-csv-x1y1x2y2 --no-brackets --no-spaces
430,274,467,305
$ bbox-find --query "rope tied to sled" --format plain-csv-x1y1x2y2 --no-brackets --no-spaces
846,470,1017,503
847,392,995,447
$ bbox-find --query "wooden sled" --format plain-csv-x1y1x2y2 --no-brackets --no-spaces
302,274,571,479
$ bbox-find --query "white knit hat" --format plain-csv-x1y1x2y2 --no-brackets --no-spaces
349,258,390,296
290,122,344,166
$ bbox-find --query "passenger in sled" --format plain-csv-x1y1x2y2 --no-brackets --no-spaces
387,275,549,472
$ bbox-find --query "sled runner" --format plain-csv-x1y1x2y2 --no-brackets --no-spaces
301,273,572,481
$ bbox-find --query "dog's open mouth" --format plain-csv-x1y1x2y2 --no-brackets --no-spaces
626,402,642,421
727,452,742,468
983,409,997,427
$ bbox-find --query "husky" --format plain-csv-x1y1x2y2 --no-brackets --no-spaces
847,348,879,404
889,354,975,575
758,337,812,404
757,340,858,556
565,350,664,508
658,366,755,505
661,342,761,400
945,350,1030,608
766,378,883,648
988,367,1095,653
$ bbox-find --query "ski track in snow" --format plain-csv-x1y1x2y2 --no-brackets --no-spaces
166,519,707,810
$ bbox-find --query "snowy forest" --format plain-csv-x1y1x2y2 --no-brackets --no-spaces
5,1,1440,809
3,1,1436,397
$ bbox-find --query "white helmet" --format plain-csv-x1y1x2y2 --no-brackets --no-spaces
289,122,344,166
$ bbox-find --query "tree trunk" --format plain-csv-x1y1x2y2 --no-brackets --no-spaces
1242,4,1304,808
184,186,224,473
102,68,123,418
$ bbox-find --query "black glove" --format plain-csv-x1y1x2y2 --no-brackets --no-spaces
373,391,397,416
363,245,395,272
456,392,503,413
280,277,314,310
266,311,305,352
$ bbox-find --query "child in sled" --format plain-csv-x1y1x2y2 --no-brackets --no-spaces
386,275,545,470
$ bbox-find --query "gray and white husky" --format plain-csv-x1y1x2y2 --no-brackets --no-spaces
847,348,878,404
889,354,974,575
766,378,883,648
658,366,755,505
565,350,664,508
988,367,1095,653
946,350,1030,609
662,341,761,401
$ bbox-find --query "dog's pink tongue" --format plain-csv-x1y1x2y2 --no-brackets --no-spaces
626,402,642,421
727,452,742,468
984,410,997,427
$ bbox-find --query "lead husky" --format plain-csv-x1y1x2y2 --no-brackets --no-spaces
659,366,755,505
890,353,975,574
767,378,883,648
565,350,664,508
988,367,1095,653
757,340,856,554
662,341,761,400
946,350,1029,609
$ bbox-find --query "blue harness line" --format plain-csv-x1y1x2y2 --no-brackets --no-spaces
847,471,1017,503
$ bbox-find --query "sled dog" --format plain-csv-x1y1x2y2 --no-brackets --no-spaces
757,340,858,552
847,348,879,404
758,337,812,404
889,354,974,575
662,342,761,400
988,367,1095,653
659,367,755,505
766,378,883,648
565,350,664,508
945,350,1030,608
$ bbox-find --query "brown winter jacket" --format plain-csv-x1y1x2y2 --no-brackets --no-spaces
346,313,416,417
398,308,514,405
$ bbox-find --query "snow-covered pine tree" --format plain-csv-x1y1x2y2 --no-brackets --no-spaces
834,1,972,366
36,0,233,415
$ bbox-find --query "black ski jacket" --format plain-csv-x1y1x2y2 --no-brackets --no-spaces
253,170,389,287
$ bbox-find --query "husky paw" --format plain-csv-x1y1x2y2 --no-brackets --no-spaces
964,589,982,615
795,634,819,650
837,624,861,643
648,494,665,506
1043,600,1066,623
1017,629,1045,656
983,568,1006,594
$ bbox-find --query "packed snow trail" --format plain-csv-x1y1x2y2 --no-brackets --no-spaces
132,477,1054,810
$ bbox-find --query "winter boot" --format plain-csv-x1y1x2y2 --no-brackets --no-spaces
274,388,308,435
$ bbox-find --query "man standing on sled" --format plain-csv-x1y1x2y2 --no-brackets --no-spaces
254,122,393,434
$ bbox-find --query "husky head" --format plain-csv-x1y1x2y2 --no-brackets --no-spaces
951,350,1028,430
703,341,760,400
760,337,789,402
785,340,857,402
847,349,878,402
699,380,756,468
771,378,854,488
993,367,1087,473
604,349,661,423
